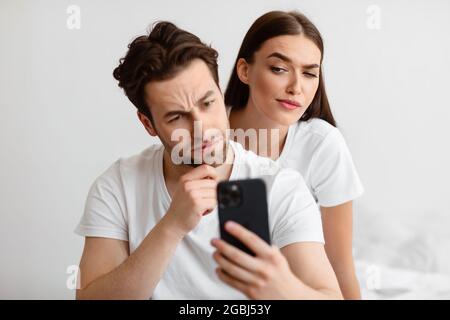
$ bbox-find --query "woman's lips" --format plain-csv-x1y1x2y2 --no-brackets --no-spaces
277,99,301,110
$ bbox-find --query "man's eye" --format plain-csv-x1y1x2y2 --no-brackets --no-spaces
204,100,215,107
169,115,182,122
270,66,287,74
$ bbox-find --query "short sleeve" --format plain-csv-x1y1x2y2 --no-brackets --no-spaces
268,169,325,248
309,128,364,207
74,160,129,241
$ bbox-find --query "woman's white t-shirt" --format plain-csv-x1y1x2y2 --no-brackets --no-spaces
75,140,324,299
227,107,364,207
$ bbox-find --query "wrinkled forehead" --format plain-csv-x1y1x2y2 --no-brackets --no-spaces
144,59,218,113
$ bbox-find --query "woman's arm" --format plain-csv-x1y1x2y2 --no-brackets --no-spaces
321,201,361,299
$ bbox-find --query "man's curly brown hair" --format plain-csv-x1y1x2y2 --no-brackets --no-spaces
113,21,220,123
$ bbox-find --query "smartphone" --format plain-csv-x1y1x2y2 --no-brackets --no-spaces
217,178,271,256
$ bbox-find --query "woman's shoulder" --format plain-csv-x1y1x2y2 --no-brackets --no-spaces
283,118,352,164
287,118,341,151
290,117,355,165
295,117,337,139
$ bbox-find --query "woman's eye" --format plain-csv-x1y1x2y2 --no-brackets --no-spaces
270,66,287,74
304,72,318,78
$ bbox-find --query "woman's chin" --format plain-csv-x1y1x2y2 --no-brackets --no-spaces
256,103,304,126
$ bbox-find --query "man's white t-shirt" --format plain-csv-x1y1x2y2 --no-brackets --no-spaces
226,107,364,207
75,140,324,299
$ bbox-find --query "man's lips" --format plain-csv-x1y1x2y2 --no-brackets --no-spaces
276,99,302,110
192,136,222,152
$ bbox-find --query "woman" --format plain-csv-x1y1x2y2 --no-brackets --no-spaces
225,11,364,299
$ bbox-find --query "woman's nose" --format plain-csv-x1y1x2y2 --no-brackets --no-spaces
286,73,302,96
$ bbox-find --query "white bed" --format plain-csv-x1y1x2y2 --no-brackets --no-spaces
353,207,450,299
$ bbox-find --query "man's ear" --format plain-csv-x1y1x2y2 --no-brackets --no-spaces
137,111,157,137
236,58,250,85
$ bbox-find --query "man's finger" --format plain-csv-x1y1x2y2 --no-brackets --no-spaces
190,189,217,200
199,198,217,215
224,221,272,257
181,164,218,182
211,238,264,272
213,251,260,285
184,179,217,192
216,268,248,294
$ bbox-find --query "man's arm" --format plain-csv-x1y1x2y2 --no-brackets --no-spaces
280,242,342,299
212,221,342,300
76,215,183,300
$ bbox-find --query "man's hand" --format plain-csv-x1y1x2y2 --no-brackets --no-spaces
211,221,305,299
164,164,219,238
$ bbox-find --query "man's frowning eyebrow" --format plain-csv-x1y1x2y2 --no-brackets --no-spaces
266,52,319,69
163,90,216,119
164,109,190,119
197,90,215,104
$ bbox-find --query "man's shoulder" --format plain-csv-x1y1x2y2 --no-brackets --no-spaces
231,140,281,177
93,143,164,187
262,166,306,197
119,143,163,169
231,141,305,190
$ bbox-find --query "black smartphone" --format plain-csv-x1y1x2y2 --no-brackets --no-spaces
217,178,271,256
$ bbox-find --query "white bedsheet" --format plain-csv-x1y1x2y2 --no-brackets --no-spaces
356,260,450,299
353,207,450,299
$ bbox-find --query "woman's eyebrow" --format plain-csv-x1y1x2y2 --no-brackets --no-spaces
266,52,292,63
303,64,320,69
266,52,319,69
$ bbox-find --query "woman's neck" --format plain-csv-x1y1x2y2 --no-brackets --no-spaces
229,100,289,161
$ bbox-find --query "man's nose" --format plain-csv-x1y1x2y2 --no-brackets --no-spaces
190,110,208,142
190,107,213,130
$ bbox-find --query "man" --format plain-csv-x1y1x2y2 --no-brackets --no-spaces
74,21,342,299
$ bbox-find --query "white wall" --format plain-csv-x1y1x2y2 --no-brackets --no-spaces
1,0,449,299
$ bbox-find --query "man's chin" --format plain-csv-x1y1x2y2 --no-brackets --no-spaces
170,139,230,168
188,141,229,168
185,158,225,168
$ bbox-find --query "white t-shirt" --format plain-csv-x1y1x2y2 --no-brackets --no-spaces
227,107,364,207
75,140,324,300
